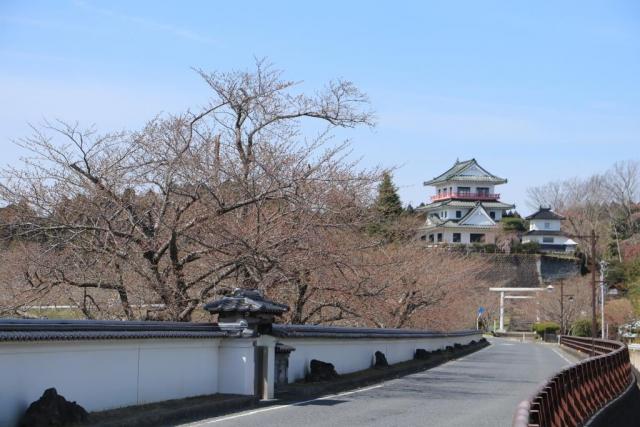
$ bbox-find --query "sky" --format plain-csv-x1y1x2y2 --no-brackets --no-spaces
1,0,639,214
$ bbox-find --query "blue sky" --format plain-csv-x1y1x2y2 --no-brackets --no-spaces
1,1,639,213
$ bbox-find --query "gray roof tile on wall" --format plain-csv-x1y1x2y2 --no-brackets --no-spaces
0,319,229,342
271,324,478,339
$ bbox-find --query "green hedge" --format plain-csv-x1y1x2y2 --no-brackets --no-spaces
512,241,540,254
532,321,560,336
570,319,599,337
502,217,526,232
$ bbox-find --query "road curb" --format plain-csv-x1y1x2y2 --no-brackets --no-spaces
83,394,258,427
276,339,490,400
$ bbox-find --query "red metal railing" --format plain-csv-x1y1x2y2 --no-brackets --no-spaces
512,336,633,427
430,192,500,202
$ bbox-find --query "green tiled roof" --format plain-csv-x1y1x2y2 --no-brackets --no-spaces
423,158,507,186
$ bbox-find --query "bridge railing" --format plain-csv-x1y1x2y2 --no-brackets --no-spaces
513,335,633,427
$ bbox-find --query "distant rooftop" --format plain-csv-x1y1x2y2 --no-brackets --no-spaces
525,207,565,221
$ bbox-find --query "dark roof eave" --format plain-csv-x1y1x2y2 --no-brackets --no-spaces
524,230,566,236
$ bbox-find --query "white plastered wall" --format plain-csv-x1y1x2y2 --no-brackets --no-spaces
0,338,223,427
217,338,257,396
277,333,481,383
529,219,561,231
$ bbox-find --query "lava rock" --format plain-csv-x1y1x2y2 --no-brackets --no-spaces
414,349,430,360
374,351,389,368
306,359,339,382
19,388,88,427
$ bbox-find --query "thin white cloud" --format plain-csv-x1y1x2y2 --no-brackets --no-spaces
72,0,219,46
0,15,92,32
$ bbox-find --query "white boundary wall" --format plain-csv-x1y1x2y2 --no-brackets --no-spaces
279,333,481,382
0,337,258,427
0,329,482,426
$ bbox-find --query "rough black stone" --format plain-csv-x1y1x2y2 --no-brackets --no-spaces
414,349,430,360
19,388,88,427
374,351,389,368
306,359,339,382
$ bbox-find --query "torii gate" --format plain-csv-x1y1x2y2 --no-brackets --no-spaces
489,287,551,333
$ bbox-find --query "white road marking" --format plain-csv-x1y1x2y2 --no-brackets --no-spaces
551,347,575,365
181,384,385,426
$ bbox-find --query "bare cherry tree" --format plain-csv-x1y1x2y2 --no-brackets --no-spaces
0,60,376,321
526,159,640,260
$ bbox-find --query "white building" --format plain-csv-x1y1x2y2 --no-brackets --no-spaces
417,158,515,245
522,207,577,253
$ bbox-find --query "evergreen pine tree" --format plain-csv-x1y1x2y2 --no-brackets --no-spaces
374,172,403,221
368,172,403,238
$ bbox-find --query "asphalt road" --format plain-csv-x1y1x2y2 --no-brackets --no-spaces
182,338,578,427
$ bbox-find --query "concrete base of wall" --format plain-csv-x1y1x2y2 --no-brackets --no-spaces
276,339,489,400
81,394,257,427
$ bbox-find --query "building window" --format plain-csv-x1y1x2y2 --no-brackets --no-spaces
438,189,441,196
420,235,426,241
477,187,489,196
458,186,470,195
543,237,554,243
453,233,461,242
456,210,462,218
429,234,434,242
470,233,485,243
489,211,495,219
437,233,443,242
544,222,550,229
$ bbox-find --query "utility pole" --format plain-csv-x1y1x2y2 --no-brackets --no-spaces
600,260,608,339
590,229,597,341
560,280,564,335
589,229,598,356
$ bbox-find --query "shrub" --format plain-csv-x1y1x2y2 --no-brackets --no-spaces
532,321,560,337
513,241,540,254
483,244,498,253
570,319,598,337
502,217,526,232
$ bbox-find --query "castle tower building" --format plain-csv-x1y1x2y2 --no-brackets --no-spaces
417,158,514,245
522,207,577,253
